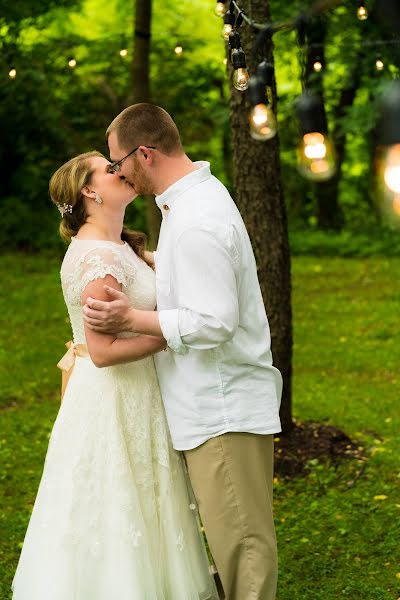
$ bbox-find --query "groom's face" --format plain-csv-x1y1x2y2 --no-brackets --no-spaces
108,131,154,196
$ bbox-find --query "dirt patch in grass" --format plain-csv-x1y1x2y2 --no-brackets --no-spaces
274,420,365,478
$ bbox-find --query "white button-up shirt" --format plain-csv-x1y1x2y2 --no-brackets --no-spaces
154,161,282,450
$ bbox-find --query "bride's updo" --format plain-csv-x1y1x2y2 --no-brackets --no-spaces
49,151,147,259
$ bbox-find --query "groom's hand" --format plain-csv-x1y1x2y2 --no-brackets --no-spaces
83,286,136,334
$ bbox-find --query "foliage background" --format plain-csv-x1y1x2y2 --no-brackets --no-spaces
1,0,400,252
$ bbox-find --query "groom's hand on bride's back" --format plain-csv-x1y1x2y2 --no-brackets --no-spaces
83,286,134,334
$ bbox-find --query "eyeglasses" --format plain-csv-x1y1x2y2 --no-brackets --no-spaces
109,146,156,173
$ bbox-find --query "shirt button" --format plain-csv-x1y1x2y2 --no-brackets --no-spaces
163,204,169,211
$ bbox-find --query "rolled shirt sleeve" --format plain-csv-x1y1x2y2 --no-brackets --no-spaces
158,226,240,353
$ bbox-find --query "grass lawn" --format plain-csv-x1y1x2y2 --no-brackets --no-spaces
0,253,399,599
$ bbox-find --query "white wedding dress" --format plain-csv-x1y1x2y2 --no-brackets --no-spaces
12,238,218,600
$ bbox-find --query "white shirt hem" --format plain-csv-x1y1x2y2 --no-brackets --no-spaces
174,425,283,452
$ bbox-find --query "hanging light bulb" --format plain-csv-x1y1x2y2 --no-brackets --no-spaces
215,0,226,17
8,67,17,79
119,48,128,57
357,0,368,20
174,45,183,55
296,91,336,181
383,145,400,193
68,57,77,69
257,60,274,107
232,48,249,91
222,9,235,40
375,56,384,71
313,60,323,72
377,82,400,225
248,76,277,141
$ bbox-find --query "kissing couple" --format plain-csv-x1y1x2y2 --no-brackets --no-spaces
12,103,282,600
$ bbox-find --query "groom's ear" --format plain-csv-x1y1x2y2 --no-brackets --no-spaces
138,146,154,164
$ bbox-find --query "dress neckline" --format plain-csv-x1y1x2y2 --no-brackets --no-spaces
71,236,126,247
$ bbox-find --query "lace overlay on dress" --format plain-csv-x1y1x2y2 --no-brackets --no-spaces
12,239,218,600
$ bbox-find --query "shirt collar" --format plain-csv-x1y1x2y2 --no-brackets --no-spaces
155,161,211,212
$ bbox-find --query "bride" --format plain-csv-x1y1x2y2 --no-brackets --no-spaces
12,151,218,600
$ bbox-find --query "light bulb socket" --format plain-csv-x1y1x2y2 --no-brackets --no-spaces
296,91,328,136
224,10,235,26
380,81,400,145
257,60,274,86
248,76,267,107
232,48,246,70
229,31,241,50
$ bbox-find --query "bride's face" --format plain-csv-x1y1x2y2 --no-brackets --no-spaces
88,156,137,207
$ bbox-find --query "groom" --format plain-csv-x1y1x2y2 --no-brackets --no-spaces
83,103,282,600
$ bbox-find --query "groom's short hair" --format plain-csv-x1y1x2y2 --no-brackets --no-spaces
106,103,183,156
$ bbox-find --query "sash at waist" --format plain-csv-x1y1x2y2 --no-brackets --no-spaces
57,341,89,400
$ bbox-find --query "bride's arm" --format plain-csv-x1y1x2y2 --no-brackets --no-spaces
82,275,166,368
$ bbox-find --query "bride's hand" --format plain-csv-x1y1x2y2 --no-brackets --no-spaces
83,286,135,333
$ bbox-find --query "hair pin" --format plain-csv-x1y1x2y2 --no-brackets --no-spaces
56,202,73,216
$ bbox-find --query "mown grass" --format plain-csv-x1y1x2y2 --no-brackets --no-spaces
0,253,399,599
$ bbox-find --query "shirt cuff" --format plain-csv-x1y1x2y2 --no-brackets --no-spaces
158,309,188,355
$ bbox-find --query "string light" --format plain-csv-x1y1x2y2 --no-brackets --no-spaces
174,45,183,55
228,30,241,59
232,48,249,91
248,76,277,141
68,57,77,69
313,60,323,72
8,67,17,79
119,48,128,57
222,0,400,185
222,7,235,40
257,60,274,107
357,0,368,20
383,145,400,194
215,0,227,17
378,82,400,225
296,91,336,181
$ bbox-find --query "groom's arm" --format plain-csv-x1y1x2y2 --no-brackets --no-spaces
101,225,239,350
156,225,239,353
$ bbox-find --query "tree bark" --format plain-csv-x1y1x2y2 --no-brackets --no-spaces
131,0,161,250
228,1,293,430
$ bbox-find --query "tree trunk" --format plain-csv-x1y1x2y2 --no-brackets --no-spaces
131,0,161,250
228,1,293,431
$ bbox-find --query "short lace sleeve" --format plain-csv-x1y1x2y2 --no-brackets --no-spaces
61,244,131,307
79,247,127,295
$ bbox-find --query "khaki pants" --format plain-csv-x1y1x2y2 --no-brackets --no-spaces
184,432,277,600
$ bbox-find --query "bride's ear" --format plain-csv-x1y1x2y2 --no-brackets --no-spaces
81,186,95,200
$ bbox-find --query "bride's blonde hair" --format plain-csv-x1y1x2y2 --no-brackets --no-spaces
49,151,147,259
